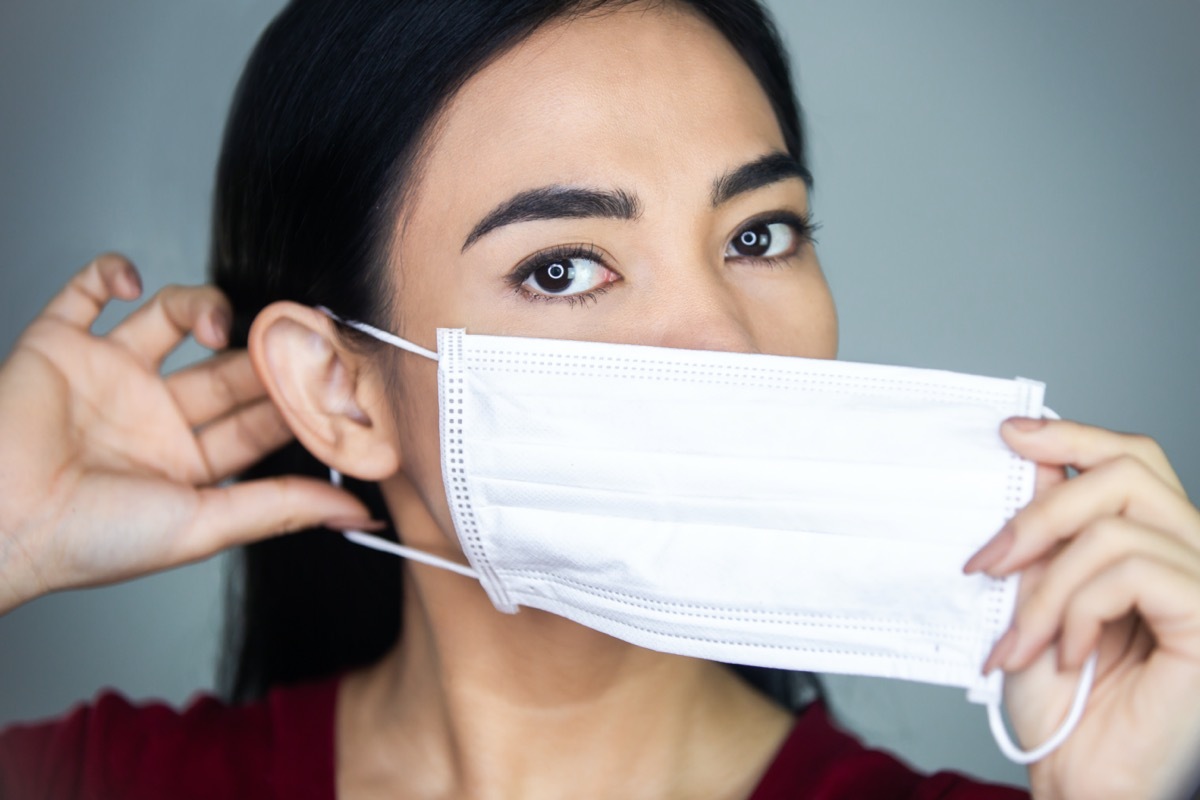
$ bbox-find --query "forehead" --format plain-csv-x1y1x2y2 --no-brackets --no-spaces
406,4,788,231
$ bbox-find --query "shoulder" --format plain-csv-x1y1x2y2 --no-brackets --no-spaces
750,701,1031,800
0,675,339,800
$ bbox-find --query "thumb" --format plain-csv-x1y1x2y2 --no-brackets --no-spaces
184,476,380,556
1000,417,1068,497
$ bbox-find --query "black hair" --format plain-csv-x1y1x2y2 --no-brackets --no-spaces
213,0,820,710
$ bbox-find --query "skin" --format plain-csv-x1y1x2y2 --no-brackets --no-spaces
259,8,831,798
2,4,1200,799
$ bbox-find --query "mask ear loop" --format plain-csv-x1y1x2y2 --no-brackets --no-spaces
982,402,1092,763
987,650,1098,764
316,308,473,576
329,468,479,579
315,306,440,362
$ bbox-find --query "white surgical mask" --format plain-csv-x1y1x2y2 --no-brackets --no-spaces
320,309,1095,764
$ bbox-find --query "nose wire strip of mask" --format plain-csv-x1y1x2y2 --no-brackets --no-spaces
330,468,480,579
987,650,1098,764
316,307,440,362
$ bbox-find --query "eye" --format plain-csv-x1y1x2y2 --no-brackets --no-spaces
512,246,620,301
725,220,798,259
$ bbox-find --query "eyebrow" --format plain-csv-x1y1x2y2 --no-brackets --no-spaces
710,152,812,208
461,151,810,252
462,187,641,252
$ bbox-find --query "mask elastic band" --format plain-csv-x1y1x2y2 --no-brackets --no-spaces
316,306,440,362
986,649,1097,764
329,468,479,579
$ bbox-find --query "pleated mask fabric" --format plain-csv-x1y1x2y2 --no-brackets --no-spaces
320,310,1096,764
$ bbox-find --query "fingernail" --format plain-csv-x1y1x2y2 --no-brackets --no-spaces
323,517,387,533
210,310,231,343
1005,416,1047,433
983,627,1019,675
124,267,143,296
963,523,1015,574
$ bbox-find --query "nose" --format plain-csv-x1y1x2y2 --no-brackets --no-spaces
638,266,759,354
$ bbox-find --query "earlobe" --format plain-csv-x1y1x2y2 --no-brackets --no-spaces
248,302,402,480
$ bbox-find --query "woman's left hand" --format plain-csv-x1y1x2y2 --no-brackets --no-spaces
964,417,1200,800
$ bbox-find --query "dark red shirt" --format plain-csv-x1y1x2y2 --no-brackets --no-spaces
0,676,1028,799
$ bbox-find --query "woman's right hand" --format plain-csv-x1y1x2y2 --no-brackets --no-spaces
0,254,375,613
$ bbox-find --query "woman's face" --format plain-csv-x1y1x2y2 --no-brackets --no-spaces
383,3,837,536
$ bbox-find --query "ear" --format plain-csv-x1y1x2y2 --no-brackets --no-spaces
248,301,402,481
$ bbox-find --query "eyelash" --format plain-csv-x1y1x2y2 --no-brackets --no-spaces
505,243,613,307
505,210,820,306
731,209,820,269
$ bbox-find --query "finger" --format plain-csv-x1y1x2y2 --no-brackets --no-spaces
1034,461,1068,495
194,397,293,481
180,476,377,557
1002,417,1185,496
107,284,233,365
1051,555,1200,671
40,253,143,328
996,517,1200,672
167,350,267,427
965,454,1200,576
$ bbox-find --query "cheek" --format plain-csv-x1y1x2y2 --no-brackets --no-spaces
799,275,839,359
739,269,839,359
392,356,458,534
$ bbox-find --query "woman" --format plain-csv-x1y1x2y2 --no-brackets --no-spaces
2,1,1199,797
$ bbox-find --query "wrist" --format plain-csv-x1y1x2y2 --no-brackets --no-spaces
0,502,50,615
0,537,39,614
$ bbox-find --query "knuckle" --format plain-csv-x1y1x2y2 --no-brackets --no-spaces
1062,598,1097,634
210,366,240,406
1128,433,1167,466
79,256,103,277
1059,620,1088,653
1017,584,1055,627
173,285,226,317
233,413,268,453
1077,516,1125,547
272,480,305,533
157,283,188,303
85,253,136,290
1065,582,1099,623
75,258,105,287
1007,502,1051,549
273,474,300,504
1109,453,1150,481
1024,559,1073,617
157,285,203,328
89,252,132,272
258,407,290,445
1112,553,1154,585
146,285,175,309
1124,431,1159,451
205,286,232,307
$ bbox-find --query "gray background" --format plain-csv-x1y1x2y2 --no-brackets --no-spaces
1,1,1197,789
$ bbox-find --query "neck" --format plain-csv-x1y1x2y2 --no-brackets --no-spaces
336,478,793,800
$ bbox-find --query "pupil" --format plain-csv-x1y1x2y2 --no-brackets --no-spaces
537,260,575,293
737,224,770,256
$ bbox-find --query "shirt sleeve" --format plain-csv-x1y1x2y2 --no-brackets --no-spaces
0,691,274,800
